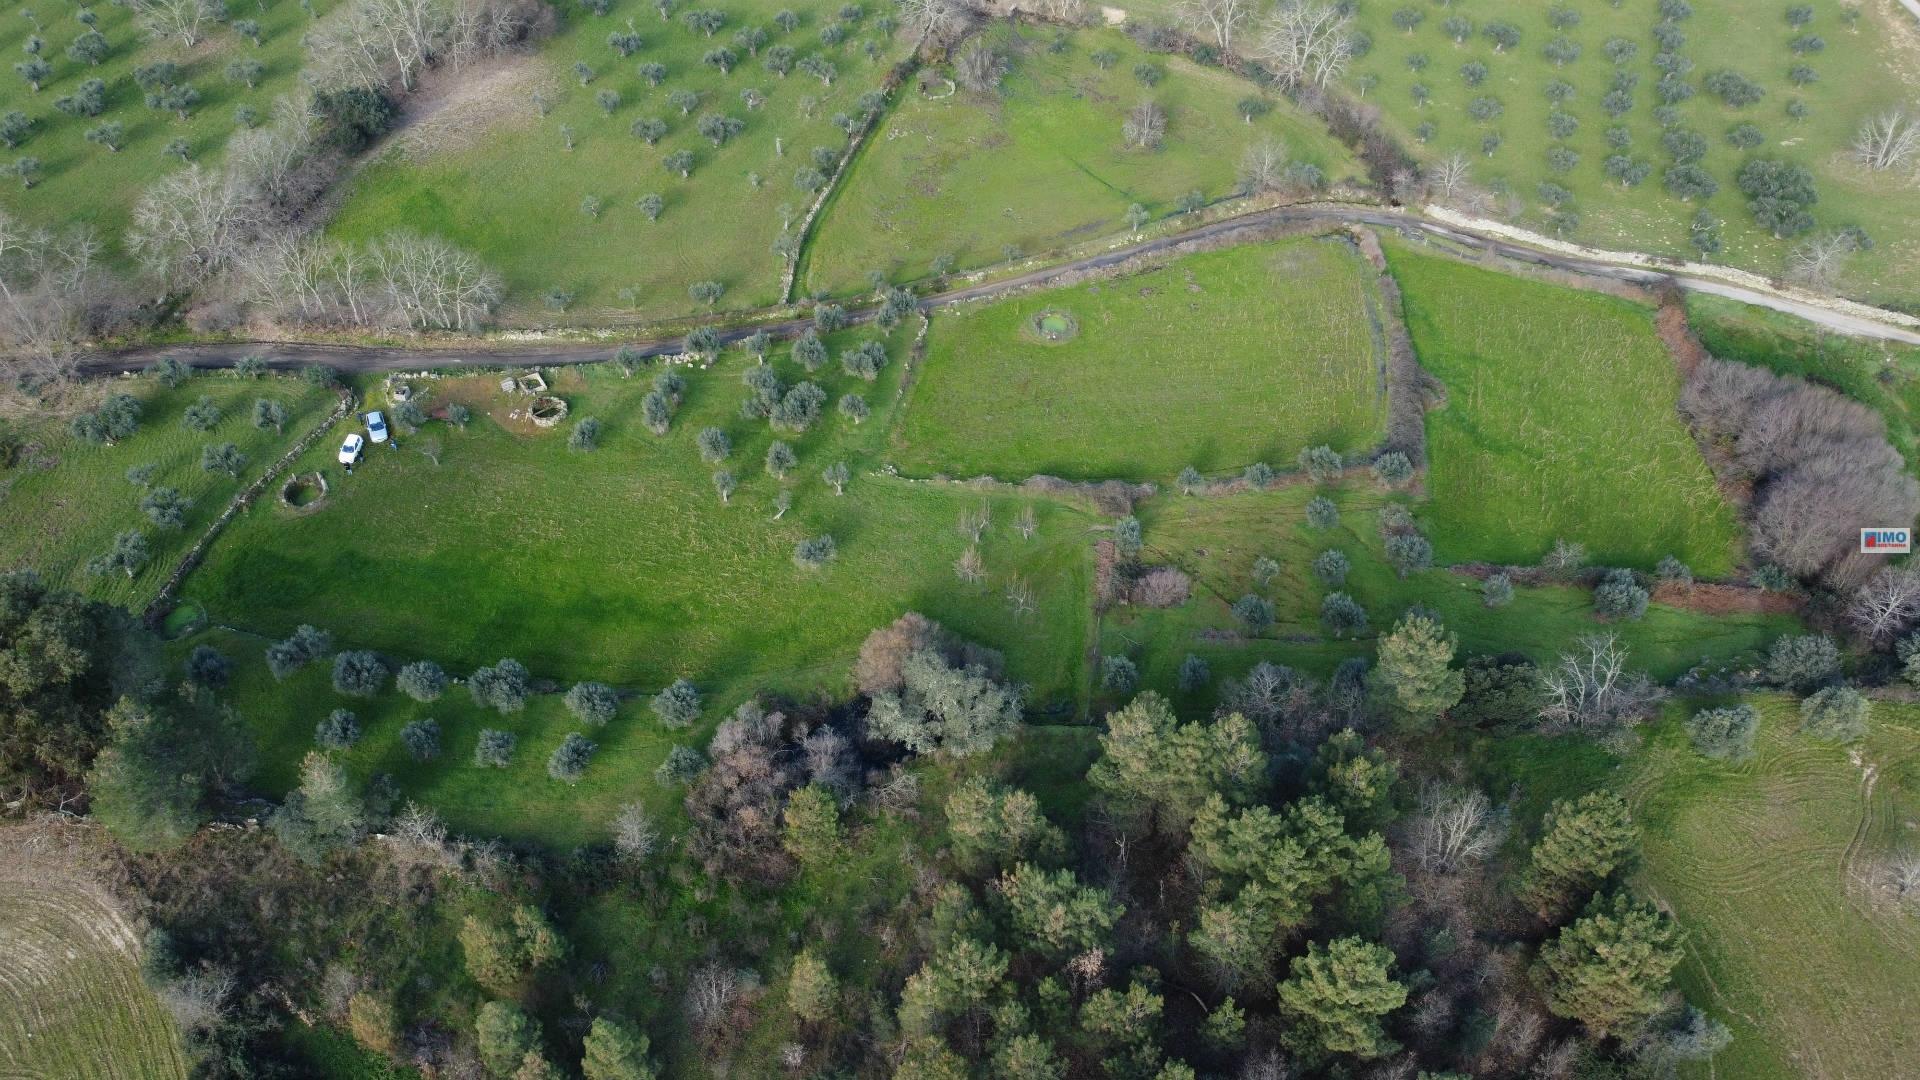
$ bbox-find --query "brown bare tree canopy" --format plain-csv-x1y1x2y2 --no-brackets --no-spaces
1681,356,1919,588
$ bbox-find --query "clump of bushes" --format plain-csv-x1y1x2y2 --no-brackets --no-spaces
1799,686,1868,743
1687,704,1757,761
1765,634,1838,691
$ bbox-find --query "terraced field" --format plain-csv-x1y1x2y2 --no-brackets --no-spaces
894,237,1388,481
0,826,187,1079
1388,241,1745,574
1629,698,1920,1079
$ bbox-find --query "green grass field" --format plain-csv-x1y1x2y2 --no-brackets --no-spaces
0,829,189,1080
803,21,1357,296
893,236,1387,482
0,373,335,608
1687,291,1920,474
0,0,332,265
1629,696,1920,1080
182,336,1094,717
1388,242,1744,574
325,0,910,323
1103,485,1794,715
1338,0,1920,307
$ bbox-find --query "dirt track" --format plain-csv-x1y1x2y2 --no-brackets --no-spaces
80,204,1920,378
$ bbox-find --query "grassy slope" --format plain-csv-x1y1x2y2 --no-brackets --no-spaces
1628,696,1920,1080
0,841,189,1080
1339,0,1920,307
804,21,1357,295
1104,485,1793,716
182,332,1093,714
893,236,1386,482
326,0,910,323
1387,241,1744,574
0,0,331,262
1687,290,1920,473
0,374,335,607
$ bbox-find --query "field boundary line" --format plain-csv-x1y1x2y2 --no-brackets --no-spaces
782,45,923,303
142,386,355,627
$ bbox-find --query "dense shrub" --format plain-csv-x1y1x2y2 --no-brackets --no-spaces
400,718,441,762
266,625,332,680
1593,569,1649,621
565,681,620,726
1100,655,1138,692
396,660,447,702
655,744,706,784
1483,572,1515,608
1765,634,1838,691
315,709,360,749
314,87,398,152
1686,704,1757,761
1384,532,1433,577
475,729,516,767
1321,592,1368,637
1799,686,1868,742
651,678,701,728
548,732,597,781
1313,549,1350,586
331,650,388,697
1459,654,1544,729
469,659,531,713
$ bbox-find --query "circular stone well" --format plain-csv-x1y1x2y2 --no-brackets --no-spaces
279,471,329,510
1028,310,1079,343
529,395,570,428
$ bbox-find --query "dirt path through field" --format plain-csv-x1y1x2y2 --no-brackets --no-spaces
81,203,1920,378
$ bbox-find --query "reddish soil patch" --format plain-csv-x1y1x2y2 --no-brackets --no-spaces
1650,580,1804,616
1654,287,1711,379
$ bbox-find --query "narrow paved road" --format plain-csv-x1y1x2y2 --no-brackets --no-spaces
79,204,1920,376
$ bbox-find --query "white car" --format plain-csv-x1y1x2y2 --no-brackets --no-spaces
337,432,365,465
365,410,390,444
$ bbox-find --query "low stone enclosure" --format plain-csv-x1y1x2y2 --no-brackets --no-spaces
527,395,570,428
279,472,329,511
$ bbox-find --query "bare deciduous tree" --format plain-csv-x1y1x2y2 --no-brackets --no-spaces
896,0,970,42
1407,784,1503,874
958,506,989,542
1429,150,1473,202
1177,0,1249,52
127,165,265,286
955,544,984,583
1122,99,1167,150
369,230,503,330
1239,139,1287,193
612,802,658,860
0,212,116,410
1848,567,1920,644
1539,633,1664,731
130,0,223,46
1851,108,1919,173
1786,230,1864,288
1254,1,1355,91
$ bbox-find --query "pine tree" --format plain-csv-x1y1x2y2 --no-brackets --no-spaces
1534,891,1682,1037
1520,791,1637,918
1276,937,1407,1059
1369,613,1464,731
581,1016,658,1080
781,784,842,865
787,949,837,1024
